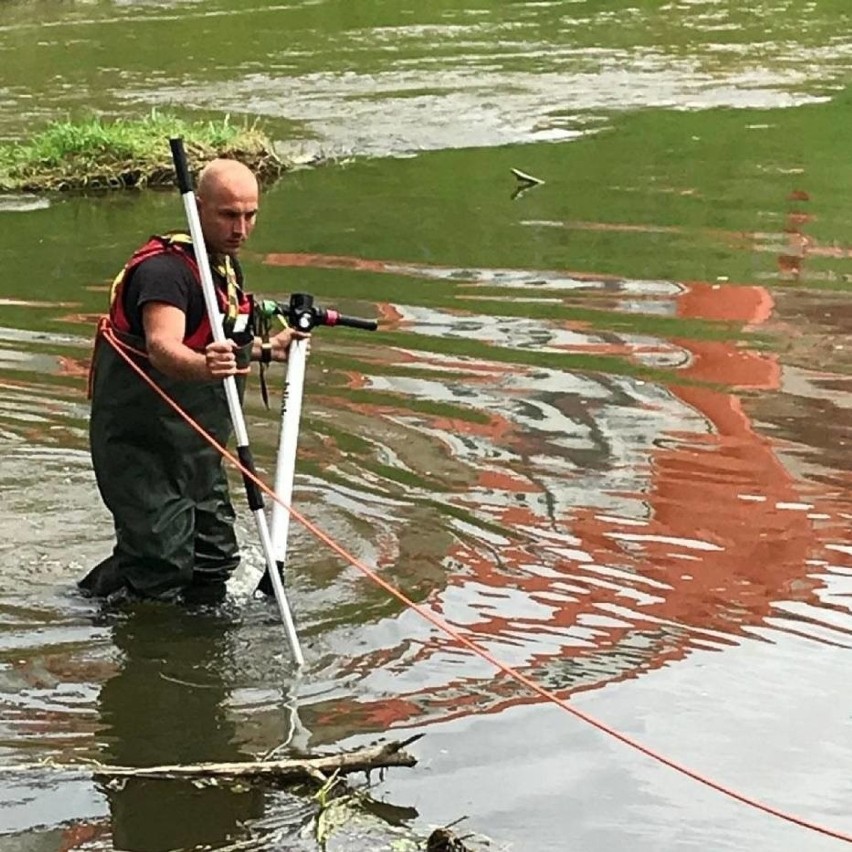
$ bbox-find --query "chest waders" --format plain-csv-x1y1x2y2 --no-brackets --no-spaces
80,237,254,603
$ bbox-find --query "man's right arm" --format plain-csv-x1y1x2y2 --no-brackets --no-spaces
143,302,241,381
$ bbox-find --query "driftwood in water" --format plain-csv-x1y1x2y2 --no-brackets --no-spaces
1,736,422,786
93,735,422,784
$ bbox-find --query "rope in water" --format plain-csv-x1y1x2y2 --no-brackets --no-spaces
100,325,852,845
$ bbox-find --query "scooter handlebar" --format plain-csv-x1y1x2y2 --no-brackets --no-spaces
259,297,377,333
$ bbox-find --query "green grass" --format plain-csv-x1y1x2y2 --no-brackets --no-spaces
0,111,285,192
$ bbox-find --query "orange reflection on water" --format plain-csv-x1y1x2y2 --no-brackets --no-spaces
267,250,850,731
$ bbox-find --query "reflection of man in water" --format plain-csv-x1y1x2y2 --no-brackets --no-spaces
96,606,263,851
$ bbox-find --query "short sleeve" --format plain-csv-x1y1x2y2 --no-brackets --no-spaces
121,254,197,336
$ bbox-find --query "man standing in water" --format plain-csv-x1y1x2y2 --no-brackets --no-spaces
80,158,303,605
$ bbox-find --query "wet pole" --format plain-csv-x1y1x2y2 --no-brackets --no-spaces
258,294,377,594
169,138,304,667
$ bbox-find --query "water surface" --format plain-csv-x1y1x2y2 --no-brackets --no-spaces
1,1,851,850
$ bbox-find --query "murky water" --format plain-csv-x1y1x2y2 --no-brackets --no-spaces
1,1,851,850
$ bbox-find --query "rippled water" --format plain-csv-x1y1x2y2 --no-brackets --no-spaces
2,0,852,155
1,1,852,851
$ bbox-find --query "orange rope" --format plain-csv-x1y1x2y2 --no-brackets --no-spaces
100,325,852,845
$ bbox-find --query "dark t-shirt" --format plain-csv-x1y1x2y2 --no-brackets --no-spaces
121,250,245,340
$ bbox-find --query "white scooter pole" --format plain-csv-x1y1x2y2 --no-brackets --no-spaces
169,138,304,667
269,336,308,570
256,293,377,595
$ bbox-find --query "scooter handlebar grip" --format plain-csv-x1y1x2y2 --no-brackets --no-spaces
169,138,193,194
323,309,377,331
339,315,378,331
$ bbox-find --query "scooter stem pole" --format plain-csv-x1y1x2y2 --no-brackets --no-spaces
269,337,308,574
169,138,303,667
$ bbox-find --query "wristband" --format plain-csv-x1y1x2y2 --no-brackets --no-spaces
260,341,272,364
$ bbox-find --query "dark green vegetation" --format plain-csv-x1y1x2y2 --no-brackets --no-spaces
0,112,284,192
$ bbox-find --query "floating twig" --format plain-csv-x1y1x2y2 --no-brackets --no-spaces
510,167,545,186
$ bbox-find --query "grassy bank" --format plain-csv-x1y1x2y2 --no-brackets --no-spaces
0,112,287,192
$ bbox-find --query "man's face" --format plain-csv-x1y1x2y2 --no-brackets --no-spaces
197,178,259,256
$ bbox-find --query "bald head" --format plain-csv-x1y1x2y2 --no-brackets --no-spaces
197,158,258,199
196,159,259,256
